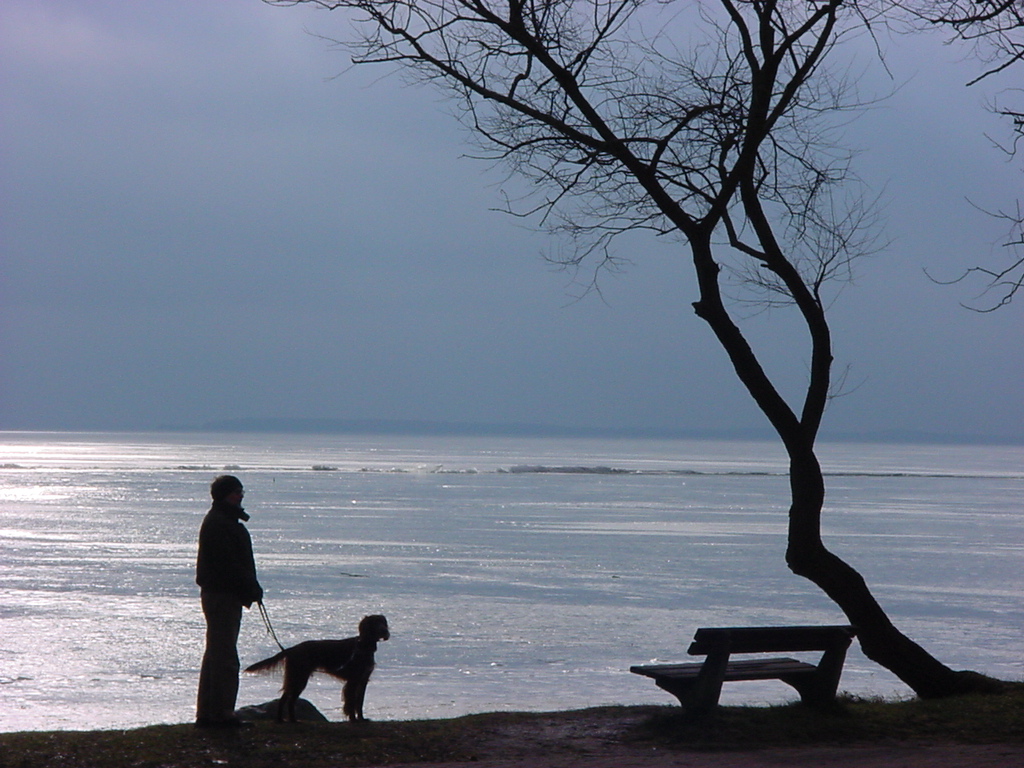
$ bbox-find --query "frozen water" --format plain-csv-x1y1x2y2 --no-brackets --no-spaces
0,432,1021,731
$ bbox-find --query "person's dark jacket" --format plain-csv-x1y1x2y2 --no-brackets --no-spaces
195,501,263,607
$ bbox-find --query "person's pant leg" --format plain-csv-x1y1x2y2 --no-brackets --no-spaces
196,591,243,723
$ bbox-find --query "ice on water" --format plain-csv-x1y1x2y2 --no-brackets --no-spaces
1,432,1022,731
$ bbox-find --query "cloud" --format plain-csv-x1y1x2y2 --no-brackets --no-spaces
1,0,1022,441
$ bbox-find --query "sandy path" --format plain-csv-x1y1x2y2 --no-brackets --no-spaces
380,707,1024,768
385,743,1024,768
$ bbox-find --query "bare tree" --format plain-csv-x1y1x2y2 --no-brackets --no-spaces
902,1,1023,79
898,1,1024,309
272,0,1003,697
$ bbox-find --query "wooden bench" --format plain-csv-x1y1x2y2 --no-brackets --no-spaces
630,625,857,716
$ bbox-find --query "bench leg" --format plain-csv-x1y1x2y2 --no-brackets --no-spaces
781,642,851,706
779,664,846,706
778,674,827,706
656,650,730,717
653,677,698,705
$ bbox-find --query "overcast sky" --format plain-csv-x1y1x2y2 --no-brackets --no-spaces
2,0,1021,442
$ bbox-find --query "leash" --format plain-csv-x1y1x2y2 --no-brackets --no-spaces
257,600,286,651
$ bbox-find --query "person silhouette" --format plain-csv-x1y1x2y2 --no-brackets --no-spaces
195,475,263,728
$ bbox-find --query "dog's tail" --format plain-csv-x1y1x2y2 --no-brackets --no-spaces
244,650,287,674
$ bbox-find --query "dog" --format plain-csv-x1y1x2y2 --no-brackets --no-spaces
244,614,389,722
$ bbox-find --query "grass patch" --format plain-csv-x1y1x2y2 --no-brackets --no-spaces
636,682,1024,749
1,686,1022,767
0,719,474,768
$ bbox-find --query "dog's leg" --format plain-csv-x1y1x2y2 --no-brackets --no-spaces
342,679,357,721
280,663,313,723
343,676,370,722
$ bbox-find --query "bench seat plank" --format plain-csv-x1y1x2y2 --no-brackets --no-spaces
631,657,817,682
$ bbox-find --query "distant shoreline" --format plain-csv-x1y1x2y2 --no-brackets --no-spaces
3,417,1022,446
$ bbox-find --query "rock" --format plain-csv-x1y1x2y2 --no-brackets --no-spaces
235,698,329,722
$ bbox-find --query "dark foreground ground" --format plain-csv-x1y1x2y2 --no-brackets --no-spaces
2,688,1024,768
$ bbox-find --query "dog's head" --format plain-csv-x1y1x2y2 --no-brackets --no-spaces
358,614,390,642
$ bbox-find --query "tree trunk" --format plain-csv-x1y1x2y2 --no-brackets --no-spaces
690,235,1002,698
784,447,998,697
